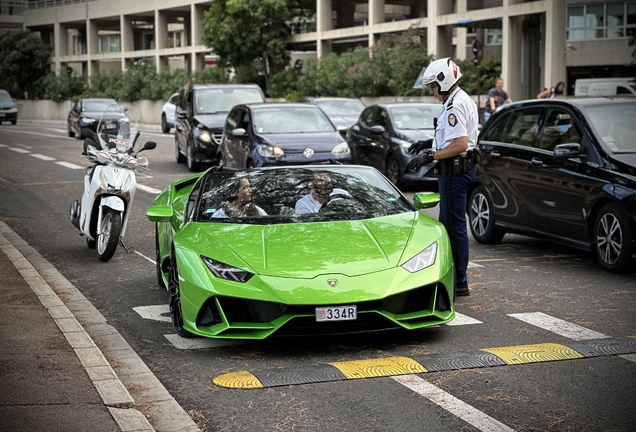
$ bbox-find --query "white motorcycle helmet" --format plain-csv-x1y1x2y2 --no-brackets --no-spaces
413,58,462,93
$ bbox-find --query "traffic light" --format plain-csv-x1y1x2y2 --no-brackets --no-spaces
472,39,483,67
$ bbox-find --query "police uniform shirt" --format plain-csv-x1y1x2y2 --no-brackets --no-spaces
433,87,478,152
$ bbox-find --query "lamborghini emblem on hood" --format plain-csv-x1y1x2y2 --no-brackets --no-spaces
327,279,338,288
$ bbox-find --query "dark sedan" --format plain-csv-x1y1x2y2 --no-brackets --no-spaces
0,89,18,125
346,102,438,186
468,97,636,273
67,98,128,139
297,96,366,129
219,103,352,169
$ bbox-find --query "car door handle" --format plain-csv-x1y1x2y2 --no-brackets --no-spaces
490,151,501,158
530,157,543,166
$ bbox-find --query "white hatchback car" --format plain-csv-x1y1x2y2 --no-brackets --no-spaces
161,93,178,133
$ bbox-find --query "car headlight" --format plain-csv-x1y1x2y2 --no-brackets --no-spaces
257,144,284,157
120,117,130,123
80,117,96,125
395,138,412,149
401,242,437,273
202,256,254,283
198,130,212,143
332,142,350,155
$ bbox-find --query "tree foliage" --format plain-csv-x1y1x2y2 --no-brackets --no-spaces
202,0,292,87
0,30,52,98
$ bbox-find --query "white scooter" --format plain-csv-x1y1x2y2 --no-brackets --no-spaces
70,105,156,262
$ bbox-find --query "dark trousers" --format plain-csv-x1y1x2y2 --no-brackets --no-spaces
438,167,475,290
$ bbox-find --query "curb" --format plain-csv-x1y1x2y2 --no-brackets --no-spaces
0,222,200,432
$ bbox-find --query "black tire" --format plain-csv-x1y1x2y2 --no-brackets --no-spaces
11,119,16,125
155,224,166,288
186,142,201,172
68,123,75,138
175,137,186,163
96,208,121,262
168,250,194,338
468,185,505,244
385,155,402,187
593,203,633,273
161,114,170,133
246,160,254,169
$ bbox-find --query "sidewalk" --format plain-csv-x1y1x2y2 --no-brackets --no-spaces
0,227,154,431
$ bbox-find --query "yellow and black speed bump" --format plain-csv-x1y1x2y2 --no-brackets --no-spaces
212,337,636,389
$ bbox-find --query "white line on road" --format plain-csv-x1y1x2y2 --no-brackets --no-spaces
468,262,483,268
446,312,483,326
508,312,609,341
0,144,7,147
133,305,172,323
164,334,249,350
137,184,163,194
134,250,155,264
55,161,85,170
2,129,75,140
31,153,56,161
393,375,515,432
9,147,31,153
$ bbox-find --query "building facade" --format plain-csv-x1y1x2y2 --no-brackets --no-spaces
23,0,635,101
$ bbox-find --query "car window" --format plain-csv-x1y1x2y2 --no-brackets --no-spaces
539,109,582,151
195,168,413,224
501,107,544,147
374,108,388,127
0,91,12,102
168,94,178,104
388,105,437,130
481,112,510,142
240,111,251,131
253,107,335,133
225,108,242,132
82,100,118,112
584,102,636,153
315,99,365,116
194,88,264,115
360,107,375,127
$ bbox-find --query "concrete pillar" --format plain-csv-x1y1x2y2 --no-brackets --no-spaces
427,0,453,57
156,10,168,50
316,0,332,58
121,15,133,52
86,19,99,77
455,0,467,60
191,4,204,47
544,0,566,92
192,52,205,72
368,0,385,48
53,22,69,75
502,15,523,102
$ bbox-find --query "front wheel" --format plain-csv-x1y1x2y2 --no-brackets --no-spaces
175,137,185,163
468,185,505,244
96,208,122,262
593,203,633,273
187,142,202,172
385,155,402,187
168,251,194,338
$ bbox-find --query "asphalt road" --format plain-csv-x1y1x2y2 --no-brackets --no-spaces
0,120,635,432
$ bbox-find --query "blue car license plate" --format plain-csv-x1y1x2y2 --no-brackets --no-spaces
315,305,357,322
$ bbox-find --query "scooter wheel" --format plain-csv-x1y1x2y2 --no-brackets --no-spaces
97,208,122,262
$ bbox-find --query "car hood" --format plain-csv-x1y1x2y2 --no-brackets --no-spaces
608,153,636,176
194,113,228,129
0,101,16,109
396,129,436,142
328,115,359,128
258,132,345,149
180,213,444,278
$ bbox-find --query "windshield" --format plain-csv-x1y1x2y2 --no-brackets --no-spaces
253,107,336,134
95,104,138,155
584,102,636,153
196,167,413,224
0,91,12,102
315,99,365,116
388,105,438,130
83,100,119,112
194,88,264,115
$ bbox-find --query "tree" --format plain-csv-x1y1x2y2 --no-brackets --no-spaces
0,30,52,99
202,0,292,90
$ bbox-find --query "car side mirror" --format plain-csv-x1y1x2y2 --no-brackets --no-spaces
176,110,186,119
232,128,247,137
370,125,385,134
146,205,174,222
554,143,584,159
413,192,440,210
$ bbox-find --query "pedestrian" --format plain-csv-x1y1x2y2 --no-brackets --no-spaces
407,58,479,297
537,81,565,98
484,77,512,121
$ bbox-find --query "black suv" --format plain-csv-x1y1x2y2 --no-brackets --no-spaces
174,84,266,171
468,97,635,273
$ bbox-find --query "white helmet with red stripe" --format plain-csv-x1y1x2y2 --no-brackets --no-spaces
413,58,462,93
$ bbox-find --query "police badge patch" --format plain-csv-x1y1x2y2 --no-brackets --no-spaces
448,114,457,127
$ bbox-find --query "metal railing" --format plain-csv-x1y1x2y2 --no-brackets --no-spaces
25,0,97,10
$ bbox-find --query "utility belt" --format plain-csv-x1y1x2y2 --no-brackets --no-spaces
436,150,476,176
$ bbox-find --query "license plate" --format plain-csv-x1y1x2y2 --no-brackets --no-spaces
105,122,116,129
315,305,357,322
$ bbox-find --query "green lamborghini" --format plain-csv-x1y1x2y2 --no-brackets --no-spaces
146,165,455,339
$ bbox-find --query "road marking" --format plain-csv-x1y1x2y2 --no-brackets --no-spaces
9,147,31,153
2,129,75,140
0,144,7,147
508,312,609,341
137,184,163,194
467,261,483,268
164,334,249,350
132,305,172,323
393,375,515,432
31,153,56,161
55,161,85,169
447,312,482,326
134,250,155,264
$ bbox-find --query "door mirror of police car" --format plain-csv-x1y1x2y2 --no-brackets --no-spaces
370,125,385,134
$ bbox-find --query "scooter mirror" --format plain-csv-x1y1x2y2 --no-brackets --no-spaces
139,141,157,152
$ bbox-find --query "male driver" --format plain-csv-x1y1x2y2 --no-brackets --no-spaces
295,171,349,214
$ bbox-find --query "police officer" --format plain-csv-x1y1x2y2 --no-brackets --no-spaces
408,58,478,297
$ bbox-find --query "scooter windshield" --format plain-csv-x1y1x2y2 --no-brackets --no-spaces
95,104,139,155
